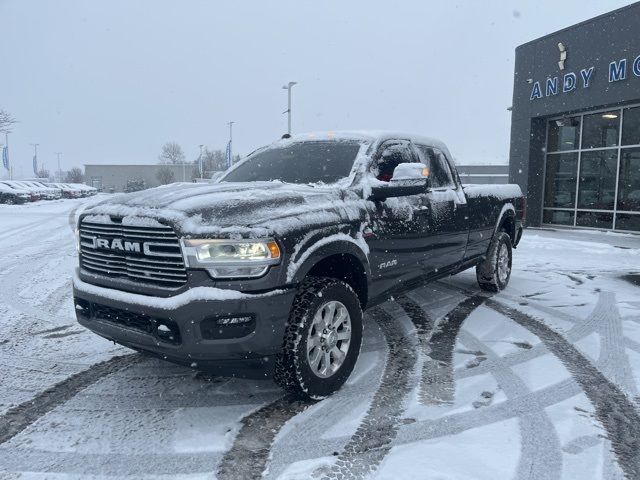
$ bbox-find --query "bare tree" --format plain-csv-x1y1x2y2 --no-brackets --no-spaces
204,148,227,171
37,168,50,180
190,148,227,180
158,142,185,164
65,167,84,183
156,166,176,185
0,109,17,133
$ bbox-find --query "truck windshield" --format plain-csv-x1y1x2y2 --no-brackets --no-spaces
222,141,361,184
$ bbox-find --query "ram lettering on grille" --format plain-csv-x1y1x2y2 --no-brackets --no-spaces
78,218,187,288
88,238,142,253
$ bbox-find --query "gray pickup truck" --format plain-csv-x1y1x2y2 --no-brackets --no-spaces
73,131,524,399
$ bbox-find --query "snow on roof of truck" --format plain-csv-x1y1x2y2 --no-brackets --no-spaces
272,131,451,154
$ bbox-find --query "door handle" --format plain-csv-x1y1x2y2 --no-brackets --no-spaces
413,206,430,216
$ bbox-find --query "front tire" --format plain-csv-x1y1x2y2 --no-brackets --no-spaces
476,231,512,292
274,276,363,400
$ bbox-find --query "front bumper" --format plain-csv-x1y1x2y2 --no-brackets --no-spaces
73,272,297,376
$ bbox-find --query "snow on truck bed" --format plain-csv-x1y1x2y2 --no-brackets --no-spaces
462,183,523,200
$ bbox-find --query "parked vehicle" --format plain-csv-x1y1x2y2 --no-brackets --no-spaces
73,132,525,399
46,182,83,198
67,183,98,196
0,181,41,201
28,181,63,200
0,182,30,204
11,181,59,200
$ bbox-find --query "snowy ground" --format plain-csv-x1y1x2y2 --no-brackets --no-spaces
1,199,640,480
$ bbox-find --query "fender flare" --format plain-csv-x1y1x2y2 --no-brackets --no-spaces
287,236,371,285
494,202,516,239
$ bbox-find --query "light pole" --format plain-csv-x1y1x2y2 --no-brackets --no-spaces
4,133,11,179
227,121,234,167
282,81,297,135
198,144,204,180
55,152,62,181
30,144,39,177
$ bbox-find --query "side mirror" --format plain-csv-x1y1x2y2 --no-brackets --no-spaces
369,163,430,201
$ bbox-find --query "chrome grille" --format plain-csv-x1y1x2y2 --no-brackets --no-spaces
79,218,187,288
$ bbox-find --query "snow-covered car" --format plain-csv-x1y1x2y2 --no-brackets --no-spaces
73,132,525,399
12,181,59,200
0,182,31,204
67,183,97,197
29,181,63,200
0,181,41,201
46,182,82,199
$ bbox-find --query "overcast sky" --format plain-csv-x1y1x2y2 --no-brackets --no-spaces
0,0,635,177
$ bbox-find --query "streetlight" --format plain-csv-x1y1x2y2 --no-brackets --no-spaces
30,144,40,177
227,121,234,168
282,81,297,136
198,144,204,180
55,152,62,181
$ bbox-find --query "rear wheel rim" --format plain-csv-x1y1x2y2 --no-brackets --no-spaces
497,243,510,284
306,300,352,379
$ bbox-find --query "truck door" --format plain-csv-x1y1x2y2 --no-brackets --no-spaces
413,144,469,273
367,140,430,295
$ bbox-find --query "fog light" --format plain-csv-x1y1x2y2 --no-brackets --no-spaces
155,321,180,343
217,315,253,325
74,299,91,317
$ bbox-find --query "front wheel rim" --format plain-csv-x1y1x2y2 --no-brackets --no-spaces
497,243,511,284
306,300,352,379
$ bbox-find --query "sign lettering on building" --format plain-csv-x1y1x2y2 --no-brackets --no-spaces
529,48,640,101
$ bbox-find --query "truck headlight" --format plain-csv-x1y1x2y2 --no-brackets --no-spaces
182,239,281,279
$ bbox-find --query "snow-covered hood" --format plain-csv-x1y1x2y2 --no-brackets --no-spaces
83,181,368,238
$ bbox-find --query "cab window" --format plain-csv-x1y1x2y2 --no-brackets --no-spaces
373,142,415,182
415,145,455,189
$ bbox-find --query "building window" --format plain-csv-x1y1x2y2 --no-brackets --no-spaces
577,150,617,210
581,111,620,149
543,105,640,232
617,148,640,212
576,211,613,229
547,116,581,152
544,153,578,208
622,106,640,146
543,209,574,226
615,213,640,232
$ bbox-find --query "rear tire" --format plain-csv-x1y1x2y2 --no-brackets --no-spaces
476,231,512,292
274,276,363,400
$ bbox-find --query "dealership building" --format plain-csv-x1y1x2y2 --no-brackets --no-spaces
85,164,195,193
509,2,640,232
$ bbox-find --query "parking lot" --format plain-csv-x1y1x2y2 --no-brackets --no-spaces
0,199,639,479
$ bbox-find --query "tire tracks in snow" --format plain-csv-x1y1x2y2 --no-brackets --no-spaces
398,293,487,405
216,396,311,480
457,329,563,480
0,354,140,445
321,306,418,480
486,299,640,480
395,294,439,404
323,296,485,480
